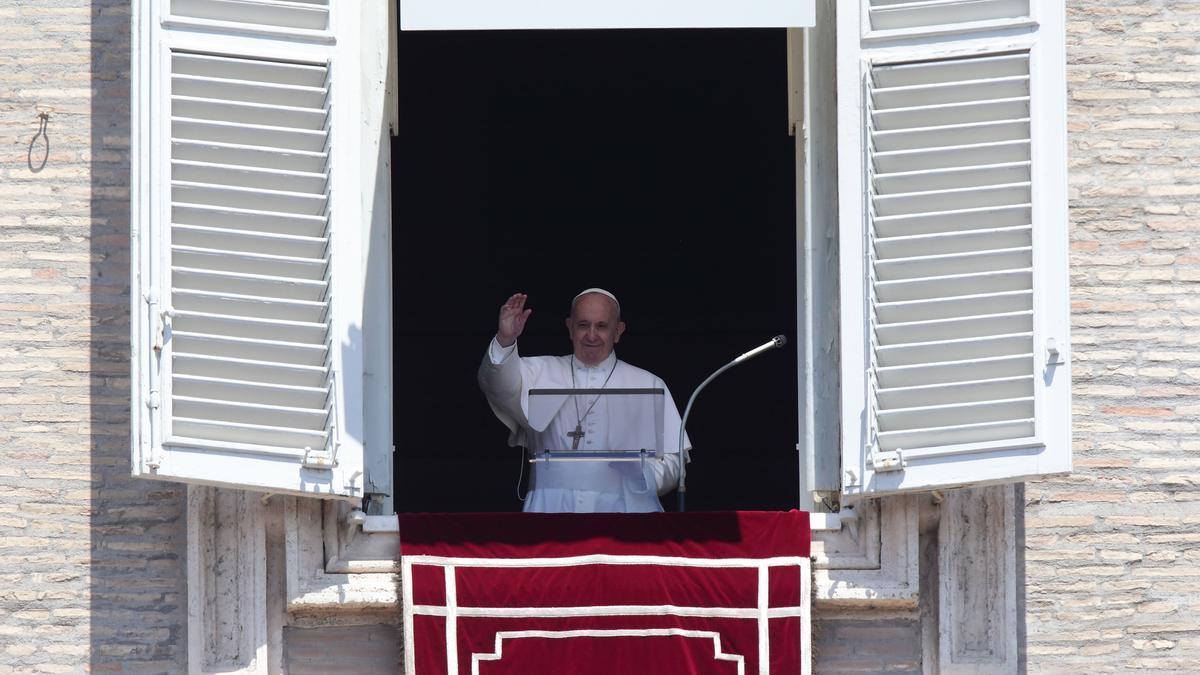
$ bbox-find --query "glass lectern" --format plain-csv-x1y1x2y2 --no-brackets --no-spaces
526,388,666,464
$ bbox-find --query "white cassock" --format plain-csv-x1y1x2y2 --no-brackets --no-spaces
478,338,691,513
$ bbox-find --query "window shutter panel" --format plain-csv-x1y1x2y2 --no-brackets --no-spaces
133,1,369,499
837,1,1069,499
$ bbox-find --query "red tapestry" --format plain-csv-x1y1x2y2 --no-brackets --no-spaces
399,511,811,675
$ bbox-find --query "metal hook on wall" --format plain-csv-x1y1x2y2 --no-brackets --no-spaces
28,110,50,173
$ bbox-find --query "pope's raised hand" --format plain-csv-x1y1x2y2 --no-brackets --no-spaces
496,293,532,348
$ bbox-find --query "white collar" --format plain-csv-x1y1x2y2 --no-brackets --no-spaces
573,350,617,372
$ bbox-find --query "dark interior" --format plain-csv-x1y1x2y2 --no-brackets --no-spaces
392,28,799,512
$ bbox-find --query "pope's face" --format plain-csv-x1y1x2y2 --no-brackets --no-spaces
566,294,626,366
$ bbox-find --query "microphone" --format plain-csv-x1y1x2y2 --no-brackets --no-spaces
733,335,788,364
676,334,789,512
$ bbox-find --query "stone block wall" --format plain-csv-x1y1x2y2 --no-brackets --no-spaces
1024,1,1200,671
813,618,922,673
0,1,188,672
283,625,402,674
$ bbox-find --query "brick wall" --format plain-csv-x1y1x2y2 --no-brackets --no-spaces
0,1,188,672
1023,1,1200,670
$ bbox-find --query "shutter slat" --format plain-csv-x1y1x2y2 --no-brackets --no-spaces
874,246,1032,282
874,161,1030,194
172,266,327,301
875,310,1033,345
172,181,327,214
868,0,1029,32
172,160,328,194
877,419,1035,454
873,75,1028,108
878,374,1033,409
874,182,1031,217
875,139,1030,172
875,289,1032,323
173,118,327,152
172,52,327,85
874,204,1031,238
173,246,327,280
874,268,1032,303
173,309,328,343
873,118,1030,152
876,353,1034,389
173,395,328,428
174,374,328,409
173,331,327,366
173,75,328,108
171,95,327,130
173,204,327,238
173,418,328,451
877,396,1034,432
872,98,1029,131
172,224,328,259
173,352,328,388
172,0,330,31
872,52,1029,87
172,140,327,173
875,225,1031,259
173,288,327,322
170,329,328,365
875,333,1032,368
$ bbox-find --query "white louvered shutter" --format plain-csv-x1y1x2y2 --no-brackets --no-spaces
132,1,370,499
837,1,1069,499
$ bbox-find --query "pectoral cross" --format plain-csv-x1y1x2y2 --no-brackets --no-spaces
567,424,586,450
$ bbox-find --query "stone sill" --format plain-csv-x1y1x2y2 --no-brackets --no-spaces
295,503,920,615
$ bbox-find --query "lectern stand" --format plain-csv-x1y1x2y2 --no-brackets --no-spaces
526,388,666,466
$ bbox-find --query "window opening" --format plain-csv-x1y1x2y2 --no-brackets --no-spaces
393,28,798,512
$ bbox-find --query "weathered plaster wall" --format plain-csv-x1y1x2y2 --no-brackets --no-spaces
1023,1,1200,670
0,0,189,672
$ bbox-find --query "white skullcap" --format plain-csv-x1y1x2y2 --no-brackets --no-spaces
571,288,621,316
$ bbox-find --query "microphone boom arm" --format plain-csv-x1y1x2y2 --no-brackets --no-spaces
676,335,787,512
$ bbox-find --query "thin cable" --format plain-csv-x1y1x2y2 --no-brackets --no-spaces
515,445,528,503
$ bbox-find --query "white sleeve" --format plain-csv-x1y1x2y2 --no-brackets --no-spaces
478,339,528,446
649,452,682,496
655,378,688,496
488,336,516,364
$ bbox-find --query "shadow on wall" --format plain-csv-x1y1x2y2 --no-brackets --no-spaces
90,1,188,670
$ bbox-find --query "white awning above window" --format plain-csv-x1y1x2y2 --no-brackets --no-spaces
400,0,815,31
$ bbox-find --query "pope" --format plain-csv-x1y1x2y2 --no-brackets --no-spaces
478,289,690,513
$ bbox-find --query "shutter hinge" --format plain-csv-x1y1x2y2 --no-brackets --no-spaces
871,448,906,473
1046,337,1066,365
143,292,162,470
145,292,161,352
302,446,337,470
147,293,174,354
